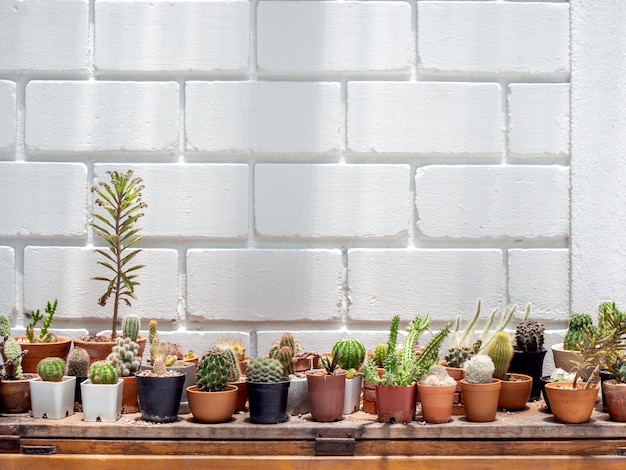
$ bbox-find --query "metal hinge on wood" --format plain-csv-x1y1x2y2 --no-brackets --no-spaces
21,444,58,455
617,447,626,456
315,428,356,456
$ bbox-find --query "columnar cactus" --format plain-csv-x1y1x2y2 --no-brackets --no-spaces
0,313,11,337
3,336,25,380
332,338,366,370
486,332,513,380
463,354,495,384
107,336,141,376
217,339,246,362
563,312,594,350
515,319,545,352
368,343,388,368
269,333,300,376
89,360,120,384
122,314,140,342
150,338,169,376
66,348,90,377
37,357,66,382
246,357,284,383
217,345,242,382
196,349,233,392
148,319,158,346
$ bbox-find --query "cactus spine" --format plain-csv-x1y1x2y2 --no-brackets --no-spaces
515,319,545,352
107,336,141,376
148,320,158,346
66,348,90,377
217,345,242,382
269,333,301,376
463,354,495,384
487,332,513,380
332,338,366,370
37,357,66,382
3,336,25,380
0,313,11,337
89,360,120,384
150,337,169,375
196,349,233,392
122,314,140,342
368,343,388,368
246,357,284,383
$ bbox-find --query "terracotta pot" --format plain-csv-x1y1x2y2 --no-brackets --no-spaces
362,367,384,415
375,383,417,424
509,347,547,402
551,343,593,379
15,336,73,373
600,379,626,422
460,378,502,422
73,336,147,365
230,380,248,412
445,366,466,415
0,374,37,413
121,376,138,413
305,370,346,422
417,383,456,424
498,373,532,411
187,384,237,423
544,381,599,424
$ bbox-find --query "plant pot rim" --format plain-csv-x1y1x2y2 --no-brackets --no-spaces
460,378,502,385
186,384,238,394
544,381,598,391
14,335,73,344
246,377,290,384
503,373,533,382
305,369,347,377
75,334,146,343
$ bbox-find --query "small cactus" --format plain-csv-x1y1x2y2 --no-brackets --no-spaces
246,357,284,383
150,337,169,376
167,342,185,360
89,360,120,384
563,312,594,350
420,364,456,386
37,357,66,382
332,338,366,370
486,332,513,380
515,319,545,352
148,320,158,346
66,348,90,377
216,339,246,362
121,314,140,342
3,336,26,380
107,336,141,376
269,333,300,376
215,344,242,382
368,343,388,368
0,313,11,337
196,349,233,392
463,354,495,384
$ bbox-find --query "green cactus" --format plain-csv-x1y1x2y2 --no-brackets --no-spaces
368,343,388,368
563,312,594,350
66,348,90,377
444,342,480,368
150,337,169,375
215,344,242,382
515,319,545,352
0,313,11,337
89,360,120,384
37,357,66,382
463,354,495,384
3,336,26,380
107,336,141,377
612,356,626,384
148,319,158,346
269,333,300,376
216,339,246,362
332,338,366,370
122,314,140,342
25,299,58,343
487,332,513,380
246,357,284,383
196,349,233,392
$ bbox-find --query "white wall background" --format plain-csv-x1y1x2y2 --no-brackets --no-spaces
0,0,623,371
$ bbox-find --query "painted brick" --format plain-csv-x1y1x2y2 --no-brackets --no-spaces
0,247,15,315
255,164,410,239
0,0,89,72
94,164,249,239
347,249,503,321
417,2,569,75
508,84,570,157
186,81,341,154
347,82,502,155
508,249,570,322
0,163,87,237
95,0,249,73
415,165,569,239
257,1,412,74
186,249,343,321
25,81,179,153
24,246,178,322
0,81,16,153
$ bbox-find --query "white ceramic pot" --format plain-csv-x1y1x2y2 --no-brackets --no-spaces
30,376,76,419
343,375,363,414
80,379,124,422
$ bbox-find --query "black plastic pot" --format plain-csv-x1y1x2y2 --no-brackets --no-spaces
136,373,185,423
509,347,547,402
73,376,87,404
600,369,615,412
540,376,552,412
247,378,290,424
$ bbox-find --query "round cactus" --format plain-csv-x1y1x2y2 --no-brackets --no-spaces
246,357,284,383
463,354,495,384
89,360,120,384
196,349,233,392
107,336,141,376
563,312,594,350
515,319,545,352
66,347,90,377
444,346,474,368
368,343,389,368
37,357,66,382
122,314,140,341
486,332,513,380
332,338,366,370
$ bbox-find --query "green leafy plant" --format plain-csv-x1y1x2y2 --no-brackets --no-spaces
317,352,344,376
563,312,594,351
25,299,58,343
91,170,147,338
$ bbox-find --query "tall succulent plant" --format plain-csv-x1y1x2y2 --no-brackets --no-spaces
122,314,140,342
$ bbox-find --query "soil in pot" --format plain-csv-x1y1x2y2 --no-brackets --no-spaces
498,373,532,411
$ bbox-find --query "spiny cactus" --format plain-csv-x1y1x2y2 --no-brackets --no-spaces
332,338,366,370
246,357,284,383
66,348,90,377
3,336,26,380
122,314,140,342
0,313,11,337
37,357,66,382
148,319,158,346
217,339,246,362
420,364,456,386
612,356,626,384
368,343,388,368
563,312,594,350
216,344,242,382
25,299,59,343
444,340,482,368
196,349,233,392
107,336,141,377
486,332,513,381
150,337,170,375
89,360,120,384
515,319,545,352
269,333,300,376
463,354,495,384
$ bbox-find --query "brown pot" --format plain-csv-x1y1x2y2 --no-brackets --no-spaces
544,381,599,424
417,383,456,424
15,336,73,373
0,374,38,413
460,378,502,422
445,366,466,415
305,369,346,422
602,379,626,422
362,367,385,415
187,384,237,423
73,336,147,364
551,343,594,379
375,383,417,424
230,379,248,412
121,376,138,413
498,373,532,411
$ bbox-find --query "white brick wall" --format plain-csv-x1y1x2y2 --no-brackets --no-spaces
0,81,16,154
0,247,15,315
